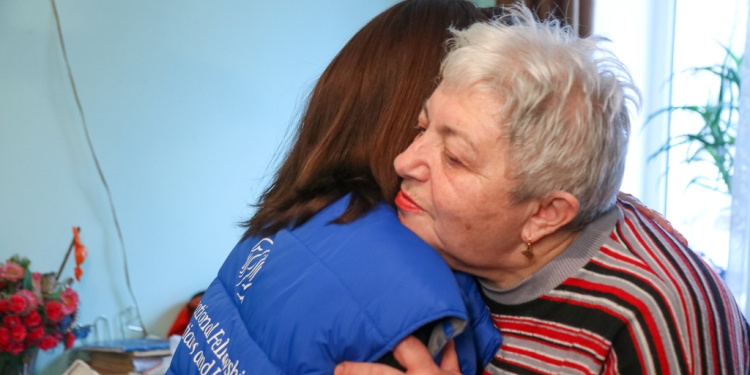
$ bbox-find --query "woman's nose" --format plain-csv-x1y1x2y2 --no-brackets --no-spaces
394,136,428,182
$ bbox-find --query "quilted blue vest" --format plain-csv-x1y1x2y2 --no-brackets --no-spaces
166,196,501,375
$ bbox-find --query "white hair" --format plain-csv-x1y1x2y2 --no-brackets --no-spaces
440,2,641,229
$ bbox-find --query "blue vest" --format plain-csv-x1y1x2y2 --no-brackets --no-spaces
166,196,500,375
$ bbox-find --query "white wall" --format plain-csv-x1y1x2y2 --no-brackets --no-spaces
0,1,397,373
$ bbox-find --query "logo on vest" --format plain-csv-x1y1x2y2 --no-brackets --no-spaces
235,237,272,303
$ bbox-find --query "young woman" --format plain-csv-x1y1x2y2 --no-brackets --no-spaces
166,2,500,375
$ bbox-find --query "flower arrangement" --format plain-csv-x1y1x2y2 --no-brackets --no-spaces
0,227,87,373
0,255,79,355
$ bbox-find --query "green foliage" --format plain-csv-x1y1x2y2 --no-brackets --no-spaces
647,45,740,194
9,255,30,269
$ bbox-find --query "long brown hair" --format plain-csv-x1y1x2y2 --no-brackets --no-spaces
244,0,486,238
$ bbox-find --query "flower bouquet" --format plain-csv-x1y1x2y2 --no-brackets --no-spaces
0,228,87,374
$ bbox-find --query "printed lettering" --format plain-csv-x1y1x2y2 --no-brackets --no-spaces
211,336,229,359
200,320,220,339
193,303,207,317
207,329,226,348
182,324,199,355
199,358,216,375
205,329,220,345
197,313,212,331
187,301,246,375
194,304,209,323
193,350,206,370
221,356,242,375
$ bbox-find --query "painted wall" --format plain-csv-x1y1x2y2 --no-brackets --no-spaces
0,1,397,372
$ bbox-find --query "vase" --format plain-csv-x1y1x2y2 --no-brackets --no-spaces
0,349,38,375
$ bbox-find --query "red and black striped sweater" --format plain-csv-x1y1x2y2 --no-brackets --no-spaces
481,200,750,374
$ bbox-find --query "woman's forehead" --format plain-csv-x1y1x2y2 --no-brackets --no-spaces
428,88,507,159
428,86,503,128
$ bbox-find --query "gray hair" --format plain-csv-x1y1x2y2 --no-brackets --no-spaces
440,3,641,230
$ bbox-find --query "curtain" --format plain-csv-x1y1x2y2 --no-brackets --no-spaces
495,0,594,37
726,5,750,315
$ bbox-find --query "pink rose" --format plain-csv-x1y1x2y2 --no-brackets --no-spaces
0,299,8,313
26,326,44,341
60,287,79,315
22,310,42,327
16,290,39,310
45,301,64,322
1,260,25,282
0,327,9,345
37,335,59,350
10,324,26,343
8,295,26,314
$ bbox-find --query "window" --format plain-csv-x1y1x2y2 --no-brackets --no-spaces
595,0,746,275
667,0,745,273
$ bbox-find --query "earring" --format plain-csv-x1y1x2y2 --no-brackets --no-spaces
521,240,533,259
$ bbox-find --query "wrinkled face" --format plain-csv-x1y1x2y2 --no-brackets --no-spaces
394,85,531,273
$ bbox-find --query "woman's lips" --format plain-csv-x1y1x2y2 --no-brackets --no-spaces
395,190,422,213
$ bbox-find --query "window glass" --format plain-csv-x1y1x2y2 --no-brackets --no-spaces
595,0,746,274
668,0,746,271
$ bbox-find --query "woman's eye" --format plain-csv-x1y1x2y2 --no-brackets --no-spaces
414,122,427,139
445,152,463,167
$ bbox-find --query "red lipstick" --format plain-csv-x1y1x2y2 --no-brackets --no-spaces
395,190,422,213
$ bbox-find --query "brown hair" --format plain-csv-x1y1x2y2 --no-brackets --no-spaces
244,0,486,238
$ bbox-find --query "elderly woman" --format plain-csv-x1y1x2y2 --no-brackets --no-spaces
337,4,750,375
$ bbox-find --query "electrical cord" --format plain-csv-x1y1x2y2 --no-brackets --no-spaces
50,0,149,338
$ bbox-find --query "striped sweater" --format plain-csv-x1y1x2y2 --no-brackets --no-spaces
481,200,750,374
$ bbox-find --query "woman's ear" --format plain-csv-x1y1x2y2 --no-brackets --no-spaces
524,191,579,240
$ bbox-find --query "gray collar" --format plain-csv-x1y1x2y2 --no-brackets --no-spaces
480,206,620,305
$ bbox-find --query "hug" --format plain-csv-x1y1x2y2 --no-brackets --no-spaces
168,1,750,374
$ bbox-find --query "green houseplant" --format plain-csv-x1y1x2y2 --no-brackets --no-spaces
647,46,740,194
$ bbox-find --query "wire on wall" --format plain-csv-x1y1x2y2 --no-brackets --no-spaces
50,0,149,338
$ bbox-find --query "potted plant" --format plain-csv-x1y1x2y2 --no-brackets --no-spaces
647,45,740,194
